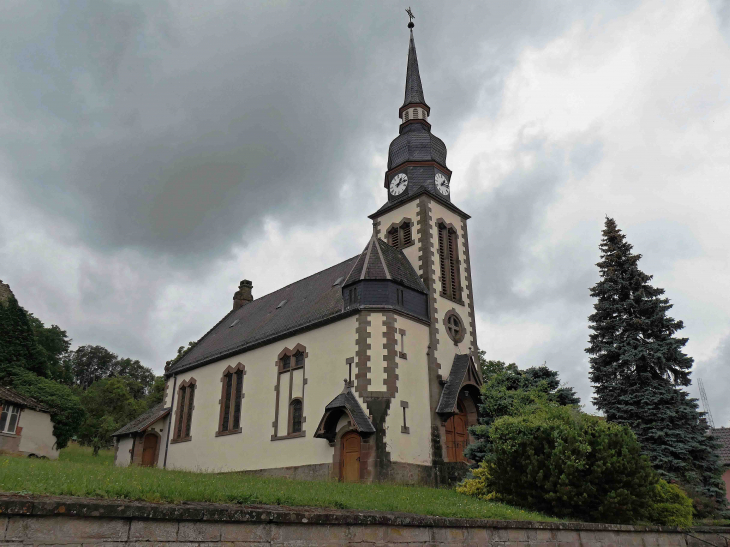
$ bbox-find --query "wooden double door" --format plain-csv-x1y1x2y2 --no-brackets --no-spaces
340,432,361,482
445,402,468,463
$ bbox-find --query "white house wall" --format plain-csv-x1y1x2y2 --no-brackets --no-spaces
17,409,58,459
115,436,134,467
383,315,431,466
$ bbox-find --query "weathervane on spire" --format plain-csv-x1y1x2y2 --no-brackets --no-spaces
405,7,415,29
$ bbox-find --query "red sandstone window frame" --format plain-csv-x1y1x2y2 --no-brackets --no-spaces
271,344,308,441
171,378,196,443
386,218,414,250
216,362,246,437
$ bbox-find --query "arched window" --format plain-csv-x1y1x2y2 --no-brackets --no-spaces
289,399,303,434
217,363,245,436
273,344,307,439
173,378,196,442
412,108,418,119
404,110,409,122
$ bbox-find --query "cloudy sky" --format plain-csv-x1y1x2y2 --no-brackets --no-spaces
1,0,729,425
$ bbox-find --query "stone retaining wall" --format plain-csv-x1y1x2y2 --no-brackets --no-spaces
0,494,728,546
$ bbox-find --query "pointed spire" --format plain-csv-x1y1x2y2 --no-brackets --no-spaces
403,30,426,108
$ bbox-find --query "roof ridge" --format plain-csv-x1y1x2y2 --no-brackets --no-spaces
374,238,392,280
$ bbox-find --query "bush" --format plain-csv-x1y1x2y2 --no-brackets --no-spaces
456,463,496,501
646,480,693,527
484,404,658,523
8,367,84,449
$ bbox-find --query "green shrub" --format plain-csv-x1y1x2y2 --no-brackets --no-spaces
456,463,496,501
645,480,693,527
484,404,658,523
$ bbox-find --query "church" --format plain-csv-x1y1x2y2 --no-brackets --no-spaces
113,20,483,485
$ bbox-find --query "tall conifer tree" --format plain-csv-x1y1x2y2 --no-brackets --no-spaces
587,217,726,510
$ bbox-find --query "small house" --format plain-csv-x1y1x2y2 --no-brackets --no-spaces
0,386,58,459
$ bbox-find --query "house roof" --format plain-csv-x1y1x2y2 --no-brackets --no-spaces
436,354,481,415
112,403,170,437
711,427,730,466
0,386,48,413
166,256,361,376
343,236,427,294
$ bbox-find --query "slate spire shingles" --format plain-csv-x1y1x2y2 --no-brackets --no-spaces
403,30,427,108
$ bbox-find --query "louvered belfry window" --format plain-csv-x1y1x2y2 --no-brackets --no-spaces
388,228,399,248
388,221,413,250
438,222,461,301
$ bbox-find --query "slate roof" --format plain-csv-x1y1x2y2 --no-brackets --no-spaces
388,123,447,171
403,30,426,108
711,427,730,466
436,354,480,415
112,403,170,437
0,386,48,413
322,388,375,435
167,256,360,376
343,236,427,294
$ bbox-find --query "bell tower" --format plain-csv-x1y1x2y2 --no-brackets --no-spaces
369,16,481,477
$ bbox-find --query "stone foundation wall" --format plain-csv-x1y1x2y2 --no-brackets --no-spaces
0,494,728,546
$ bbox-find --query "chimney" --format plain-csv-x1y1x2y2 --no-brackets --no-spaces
233,279,253,310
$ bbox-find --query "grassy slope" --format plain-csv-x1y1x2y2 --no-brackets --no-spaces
58,443,114,466
0,445,557,522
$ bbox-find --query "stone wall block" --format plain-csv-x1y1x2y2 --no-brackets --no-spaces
127,543,198,547
385,526,431,543
431,526,468,543
178,521,221,541
349,524,387,543
221,522,272,542
5,516,128,543
129,519,179,541
274,523,350,544
554,529,581,542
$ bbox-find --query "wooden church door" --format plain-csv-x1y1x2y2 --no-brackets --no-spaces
141,434,158,467
445,402,468,462
340,432,361,482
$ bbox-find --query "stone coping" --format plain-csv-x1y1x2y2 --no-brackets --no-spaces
0,494,727,535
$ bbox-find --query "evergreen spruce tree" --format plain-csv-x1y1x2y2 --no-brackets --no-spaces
587,217,726,511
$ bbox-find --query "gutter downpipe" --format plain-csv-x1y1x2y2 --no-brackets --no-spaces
162,374,177,469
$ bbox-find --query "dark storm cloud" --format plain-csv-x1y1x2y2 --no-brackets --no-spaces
0,0,637,265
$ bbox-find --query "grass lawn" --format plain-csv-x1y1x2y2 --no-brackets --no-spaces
0,446,557,522
58,442,114,466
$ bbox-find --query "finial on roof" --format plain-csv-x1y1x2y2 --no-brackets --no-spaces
405,7,415,28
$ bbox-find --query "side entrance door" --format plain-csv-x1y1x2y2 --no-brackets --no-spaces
141,433,158,467
340,432,361,482
445,402,468,462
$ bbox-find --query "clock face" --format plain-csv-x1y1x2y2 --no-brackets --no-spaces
435,172,450,195
389,173,408,196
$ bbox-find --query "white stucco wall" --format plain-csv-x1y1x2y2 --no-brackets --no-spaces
165,315,358,473
115,436,134,467
383,315,432,466
17,409,58,459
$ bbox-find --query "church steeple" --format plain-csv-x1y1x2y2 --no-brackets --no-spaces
402,30,427,110
382,19,450,204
